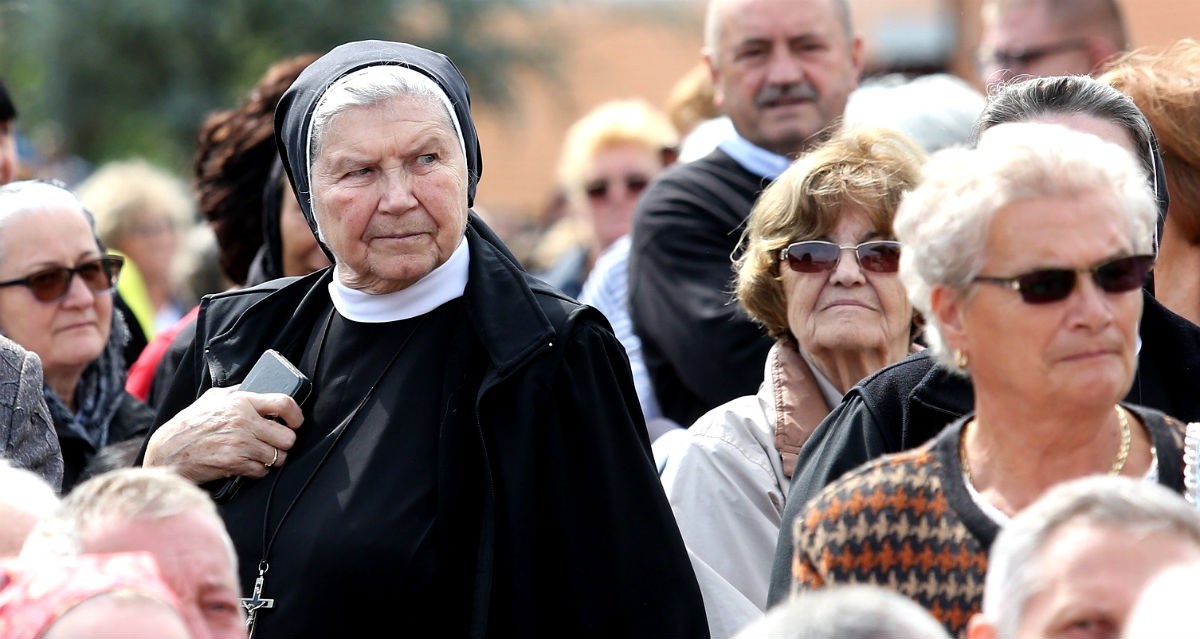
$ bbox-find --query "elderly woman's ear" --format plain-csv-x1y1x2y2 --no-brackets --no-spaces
930,284,967,350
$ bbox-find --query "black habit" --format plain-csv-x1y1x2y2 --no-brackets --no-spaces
142,40,708,639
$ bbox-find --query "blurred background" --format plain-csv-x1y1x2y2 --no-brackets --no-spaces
0,0,1195,252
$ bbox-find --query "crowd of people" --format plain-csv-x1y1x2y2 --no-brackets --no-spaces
1,0,1199,637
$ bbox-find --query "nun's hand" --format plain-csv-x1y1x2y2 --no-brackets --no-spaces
142,386,303,485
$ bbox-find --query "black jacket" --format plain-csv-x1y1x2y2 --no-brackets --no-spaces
60,391,154,492
628,148,774,427
767,290,1200,605
146,217,710,638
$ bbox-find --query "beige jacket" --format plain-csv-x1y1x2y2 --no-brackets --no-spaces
660,340,832,638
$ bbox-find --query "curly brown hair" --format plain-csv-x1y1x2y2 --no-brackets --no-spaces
735,125,926,340
192,53,318,285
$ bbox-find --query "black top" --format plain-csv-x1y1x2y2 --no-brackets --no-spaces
141,218,710,639
628,148,774,426
767,290,1200,606
221,301,481,636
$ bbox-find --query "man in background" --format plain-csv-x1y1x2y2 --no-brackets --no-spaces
977,0,1128,84
627,0,863,429
966,476,1200,639
21,467,247,639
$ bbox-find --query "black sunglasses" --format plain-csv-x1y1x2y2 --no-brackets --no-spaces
584,174,650,201
779,240,902,274
973,254,1154,304
0,255,124,303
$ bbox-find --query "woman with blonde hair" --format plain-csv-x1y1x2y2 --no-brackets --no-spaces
531,97,677,298
75,159,194,339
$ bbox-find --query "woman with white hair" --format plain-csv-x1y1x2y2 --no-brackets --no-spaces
0,180,153,493
789,122,1187,636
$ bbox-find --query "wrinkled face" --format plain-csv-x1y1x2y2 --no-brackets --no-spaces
780,207,911,360
949,191,1142,409
578,143,664,253
82,511,246,639
977,3,1093,85
0,207,112,384
1015,523,1200,639
279,186,330,277
706,0,862,156
311,94,468,294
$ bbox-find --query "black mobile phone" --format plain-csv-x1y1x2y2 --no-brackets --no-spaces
212,349,311,503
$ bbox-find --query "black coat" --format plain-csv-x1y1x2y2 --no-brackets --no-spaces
766,290,1200,605
146,217,710,638
628,148,774,427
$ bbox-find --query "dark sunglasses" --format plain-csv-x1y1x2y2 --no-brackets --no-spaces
584,174,650,201
0,255,124,303
779,240,902,274
973,254,1154,304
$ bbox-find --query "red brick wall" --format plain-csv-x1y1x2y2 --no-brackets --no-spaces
472,1,1200,227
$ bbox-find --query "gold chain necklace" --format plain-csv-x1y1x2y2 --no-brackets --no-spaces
960,404,1132,486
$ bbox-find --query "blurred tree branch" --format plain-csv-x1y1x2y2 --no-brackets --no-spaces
0,0,562,176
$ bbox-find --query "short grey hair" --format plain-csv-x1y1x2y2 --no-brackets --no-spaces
704,0,853,66
734,585,951,639
980,475,1200,639
894,122,1156,373
20,466,238,570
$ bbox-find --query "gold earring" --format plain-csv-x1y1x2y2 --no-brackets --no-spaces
954,349,969,369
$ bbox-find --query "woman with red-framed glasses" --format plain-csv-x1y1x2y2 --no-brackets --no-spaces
659,125,925,638
0,180,155,493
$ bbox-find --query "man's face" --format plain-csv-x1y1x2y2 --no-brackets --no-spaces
83,511,247,639
977,2,1095,85
1013,523,1200,639
705,0,862,157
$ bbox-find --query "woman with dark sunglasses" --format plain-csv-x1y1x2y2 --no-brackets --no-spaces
659,125,925,638
767,74,1200,610
0,180,155,492
787,123,1185,637
529,98,678,300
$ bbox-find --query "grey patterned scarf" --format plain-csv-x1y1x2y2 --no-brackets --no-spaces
43,305,130,449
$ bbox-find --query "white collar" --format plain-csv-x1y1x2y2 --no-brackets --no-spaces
717,130,793,180
328,238,469,322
